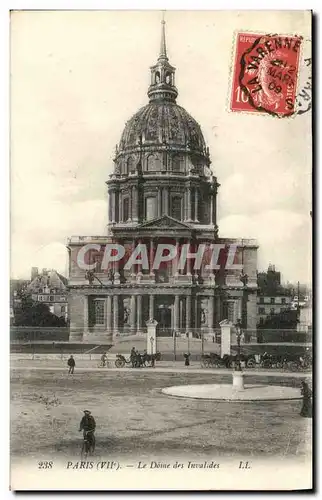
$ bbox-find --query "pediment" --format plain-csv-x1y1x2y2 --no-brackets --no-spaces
139,215,192,230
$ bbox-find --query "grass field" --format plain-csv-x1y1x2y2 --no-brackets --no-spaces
10,368,312,465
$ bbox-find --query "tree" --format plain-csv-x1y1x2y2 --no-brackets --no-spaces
14,292,67,327
258,308,299,330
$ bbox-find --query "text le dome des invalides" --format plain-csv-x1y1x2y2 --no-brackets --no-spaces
67,21,258,343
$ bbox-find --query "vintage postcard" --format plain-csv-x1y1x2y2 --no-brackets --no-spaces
10,10,312,491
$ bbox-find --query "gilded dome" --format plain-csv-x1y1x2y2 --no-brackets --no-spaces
119,101,207,154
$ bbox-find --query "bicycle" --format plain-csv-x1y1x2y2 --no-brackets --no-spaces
97,359,110,368
81,430,95,459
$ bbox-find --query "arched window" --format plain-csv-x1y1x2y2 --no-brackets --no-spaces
171,196,182,220
155,72,160,84
145,197,157,221
165,72,172,84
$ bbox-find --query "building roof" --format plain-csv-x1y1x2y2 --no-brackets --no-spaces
115,20,208,162
27,269,67,293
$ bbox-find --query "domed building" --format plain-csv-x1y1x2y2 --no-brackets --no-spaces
67,21,258,344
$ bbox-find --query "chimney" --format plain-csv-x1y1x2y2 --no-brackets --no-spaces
31,267,38,281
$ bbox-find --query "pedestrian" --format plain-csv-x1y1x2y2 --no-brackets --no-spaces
300,380,312,418
184,352,190,366
130,346,136,368
67,355,75,374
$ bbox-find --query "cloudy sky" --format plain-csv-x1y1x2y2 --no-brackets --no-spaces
10,10,312,284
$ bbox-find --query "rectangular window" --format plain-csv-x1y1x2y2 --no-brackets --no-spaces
258,307,265,314
270,297,275,304
145,197,157,220
93,299,105,325
50,296,54,302
171,196,182,220
281,298,286,304
270,308,275,314
259,297,264,304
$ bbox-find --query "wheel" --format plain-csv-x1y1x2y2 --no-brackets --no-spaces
289,361,299,372
115,359,125,368
276,361,283,369
246,359,256,368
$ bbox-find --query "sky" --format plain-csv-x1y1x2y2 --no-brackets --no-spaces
10,10,312,284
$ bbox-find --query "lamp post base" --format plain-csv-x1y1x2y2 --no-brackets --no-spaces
233,371,245,390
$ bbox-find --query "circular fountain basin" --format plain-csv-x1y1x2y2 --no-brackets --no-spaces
162,384,301,401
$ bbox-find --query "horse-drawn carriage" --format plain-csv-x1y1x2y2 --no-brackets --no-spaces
115,351,161,368
200,351,312,371
201,352,256,369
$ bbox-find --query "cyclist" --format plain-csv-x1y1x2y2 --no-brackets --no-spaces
79,410,96,451
101,352,108,367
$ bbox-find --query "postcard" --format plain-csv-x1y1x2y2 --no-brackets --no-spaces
10,10,312,491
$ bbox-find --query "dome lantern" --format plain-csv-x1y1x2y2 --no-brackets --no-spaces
147,20,178,103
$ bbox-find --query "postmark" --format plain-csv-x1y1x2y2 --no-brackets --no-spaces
230,32,305,118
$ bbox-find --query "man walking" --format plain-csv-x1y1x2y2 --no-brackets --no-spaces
67,355,75,374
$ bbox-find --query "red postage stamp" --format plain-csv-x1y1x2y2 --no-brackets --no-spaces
230,32,303,117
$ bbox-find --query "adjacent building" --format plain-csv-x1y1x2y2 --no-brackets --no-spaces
257,264,292,325
26,268,68,321
67,21,258,343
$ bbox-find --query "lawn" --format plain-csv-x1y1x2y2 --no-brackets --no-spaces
11,369,311,464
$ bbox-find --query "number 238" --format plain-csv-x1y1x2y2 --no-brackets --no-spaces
38,461,53,469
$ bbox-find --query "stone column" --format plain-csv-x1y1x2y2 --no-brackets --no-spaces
110,190,116,223
194,188,199,222
113,237,120,284
186,295,191,331
173,238,179,277
113,295,119,334
186,239,192,276
247,292,257,338
84,295,89,334
137,238,143,282
184,190,187,221
174,295,180,331
215,296,222,326
149,294,154,320
163,187,169,215
137,295,142,333
157,188,162,217
212,190,217,227
129,186,133,221
106,296,112,333
208,295,214,330
209,195,213,225
119,195,123,223
187,188,192,221
130,295,136,333
132,186,138,222
131,240,136,281
179,298,184,330
149,238,154,278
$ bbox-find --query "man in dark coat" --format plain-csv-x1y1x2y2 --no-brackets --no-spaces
79,410,96,452
67,355,75,374
130,347,136,368
300,380,312,418
184,353,191,366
